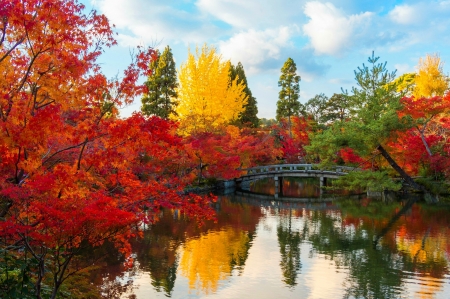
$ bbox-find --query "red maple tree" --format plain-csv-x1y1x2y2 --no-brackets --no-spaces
0,1,215,297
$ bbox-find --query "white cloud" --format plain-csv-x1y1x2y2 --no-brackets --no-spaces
93,0,223,46
196,0,306,29
218,27,298,74
388,1,450,28
394,63,414,75
302,1,373,56
389,4,419,25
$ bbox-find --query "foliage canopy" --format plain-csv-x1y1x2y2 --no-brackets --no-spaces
175,45,247,135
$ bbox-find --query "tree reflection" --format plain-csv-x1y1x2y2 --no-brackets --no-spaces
129,209,193,296
301,199,450,299
91,195,450,298
179,227,253,294
95,197,263,297
277,208,303,287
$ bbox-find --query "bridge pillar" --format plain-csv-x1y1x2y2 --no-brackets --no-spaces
274,176,279,198
320,176,327,194
274,176,284,198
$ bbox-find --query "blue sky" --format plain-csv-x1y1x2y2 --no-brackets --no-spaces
84,0,450,119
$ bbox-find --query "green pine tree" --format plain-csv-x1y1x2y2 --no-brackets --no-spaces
320,93,350,124
305,93,328,124
141,46,178,119
229,62,259,128
277,58,303,136
307,52,436,200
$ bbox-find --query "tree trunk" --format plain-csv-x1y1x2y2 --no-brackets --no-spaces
288,114,292,138
376,144,438,203
418,127,433,156
376,144,423,191
373,197,417,247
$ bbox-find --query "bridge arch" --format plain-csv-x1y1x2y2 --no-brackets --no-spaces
235,164,355,198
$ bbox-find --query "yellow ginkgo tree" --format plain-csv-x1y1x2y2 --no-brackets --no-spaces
413,53,449,98
174,44,247,135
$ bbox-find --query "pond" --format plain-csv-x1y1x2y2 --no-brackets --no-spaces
93,178,450,298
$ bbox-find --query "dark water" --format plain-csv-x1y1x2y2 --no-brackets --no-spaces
94,179,450,298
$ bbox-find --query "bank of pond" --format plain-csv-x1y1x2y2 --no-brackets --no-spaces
81,177,450,298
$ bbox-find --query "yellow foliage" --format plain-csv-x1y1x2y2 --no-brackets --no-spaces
174,44,247,135
413,53,449,98
179,227,250,294
384,73,416,95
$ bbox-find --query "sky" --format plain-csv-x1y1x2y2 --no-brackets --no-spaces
83,0,450,119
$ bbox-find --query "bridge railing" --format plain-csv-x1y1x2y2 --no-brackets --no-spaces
245,164,312,175
242,164,358,175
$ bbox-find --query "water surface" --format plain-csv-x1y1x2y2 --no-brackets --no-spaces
94,183,450,298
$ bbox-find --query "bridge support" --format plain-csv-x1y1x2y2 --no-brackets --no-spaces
274,176,279,198
274,176,283,198
320,177,327,194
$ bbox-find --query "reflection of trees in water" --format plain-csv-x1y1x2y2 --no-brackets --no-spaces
93,196,262,297
305,209,403,299
176,197,261,294
300,199,450,299
92,196,450,298
282,177,321,198
179,228,254,294
137,197,262,296
277,209,304,287
131,210,195,297
250,177,321,197
87,240,138,299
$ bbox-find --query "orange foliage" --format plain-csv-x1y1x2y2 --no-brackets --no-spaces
0,1,214,296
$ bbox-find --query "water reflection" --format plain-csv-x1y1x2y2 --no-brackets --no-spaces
179,227,252,294
277,208,304,287
94,195,450,298
249,177,343,199
250,177,322,197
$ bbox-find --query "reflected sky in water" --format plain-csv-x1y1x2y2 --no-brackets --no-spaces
95,193,450,299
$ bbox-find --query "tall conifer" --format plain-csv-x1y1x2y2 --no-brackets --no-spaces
141,46,178,119
229,62,259,128
277,58,302,137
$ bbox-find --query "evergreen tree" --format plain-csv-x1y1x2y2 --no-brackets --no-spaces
305,93,328,124
277,58,303,136
307,52,436,200
141,46,178,119
320,93,350,123
229,62,259,128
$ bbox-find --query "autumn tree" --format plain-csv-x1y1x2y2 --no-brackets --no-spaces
229,62,259,128
0,1,215,298
277,58,303,137
273,116,312,163
413,54,449,98
400,94,450,157
141,45,179,119
184,126,279,182
175,45,247,135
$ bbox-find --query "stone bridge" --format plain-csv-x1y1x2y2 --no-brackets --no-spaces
235,164,355,198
